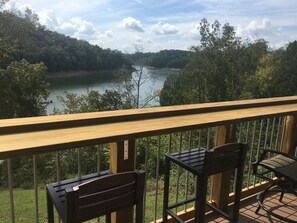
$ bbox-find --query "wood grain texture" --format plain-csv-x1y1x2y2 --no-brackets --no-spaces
281,115,297,153
1,96,297,135
1,99,297,159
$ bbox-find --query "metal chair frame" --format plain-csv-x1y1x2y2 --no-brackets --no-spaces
253,149,297,223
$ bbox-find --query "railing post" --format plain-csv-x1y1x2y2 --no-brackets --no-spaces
110,140,136,223
281,115,297,153
212,124,237,211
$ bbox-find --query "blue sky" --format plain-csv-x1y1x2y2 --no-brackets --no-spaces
3,0,297,52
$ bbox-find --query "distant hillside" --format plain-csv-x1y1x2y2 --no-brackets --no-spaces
125,50,193,69
0,11,131,74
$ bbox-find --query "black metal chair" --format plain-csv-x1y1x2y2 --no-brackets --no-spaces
253,149,297,223
163,143,248,223
46,170,145,223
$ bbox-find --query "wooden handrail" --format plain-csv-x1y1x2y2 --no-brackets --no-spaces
1,96,297,159
1,96,297,135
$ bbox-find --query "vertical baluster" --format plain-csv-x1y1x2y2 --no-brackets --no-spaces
184,131,193,210
198,129,202,148
169,133,173,153
275,117,282,150
245,122,250,143
206,128,211,149
253,120,264,185
269,118,276,150
56,152,61,222
78,148,82,177
263,118,270,151
208,128,214,199
33,155,39,223
97,146,101,223
280,116,287,152
247,121,256,188
7,159,15,223
142,138,149,221
154,136,161,222
56,152,61,181
175,132,183,212
238,123,243,142
97,145,102,173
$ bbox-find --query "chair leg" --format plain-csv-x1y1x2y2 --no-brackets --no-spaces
136,196,144,223
195,176,208,223
46,190,54,223
163,157,171,223
279,188,285,202
232,168,244,222
106,213,111,223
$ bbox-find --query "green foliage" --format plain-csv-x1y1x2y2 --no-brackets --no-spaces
0,11,131,73
160,19,297,106
275,41,297,96
125,50,193,69
53,90,129,114
0,59,49,118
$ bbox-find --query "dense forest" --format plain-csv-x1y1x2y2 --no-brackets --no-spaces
125,49,193,69
0,10,131,73
160,19,297,106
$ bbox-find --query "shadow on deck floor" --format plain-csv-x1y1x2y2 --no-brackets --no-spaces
202,192,296,223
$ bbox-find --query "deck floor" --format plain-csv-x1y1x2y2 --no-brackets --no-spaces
204,192,297,223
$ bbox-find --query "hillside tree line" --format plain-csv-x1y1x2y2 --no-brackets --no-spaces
160,19,297,106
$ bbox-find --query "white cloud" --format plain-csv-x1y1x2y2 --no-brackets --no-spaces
236,18,273,37
121,17,144,32
152,22,179,35
105,30,113,38
1,0,28,16
71,17,96,35
135,35,143,42
188,24,200,40
247,18,272,35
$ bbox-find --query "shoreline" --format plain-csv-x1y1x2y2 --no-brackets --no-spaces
46,70,114,78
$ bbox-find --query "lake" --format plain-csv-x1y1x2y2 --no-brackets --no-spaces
47,66,180,114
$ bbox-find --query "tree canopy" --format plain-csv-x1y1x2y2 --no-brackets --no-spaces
125,49,193,69
160,19,297,106
0,10,131,73
0,59,49,118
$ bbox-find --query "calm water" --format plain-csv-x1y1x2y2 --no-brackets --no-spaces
47,66,180,114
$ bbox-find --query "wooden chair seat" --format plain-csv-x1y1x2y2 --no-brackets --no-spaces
46,170,145,223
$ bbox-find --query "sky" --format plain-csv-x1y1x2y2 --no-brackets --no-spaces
2,0,297,53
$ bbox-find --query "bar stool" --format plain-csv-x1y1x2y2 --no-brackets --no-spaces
46,170,145,223
163,143,248,223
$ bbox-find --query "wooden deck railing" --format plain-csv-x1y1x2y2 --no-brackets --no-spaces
1,96,297,223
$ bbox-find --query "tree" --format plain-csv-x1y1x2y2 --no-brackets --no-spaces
54,90,126,114
0,59,49,118
276,41,297,96
0,10,131,73
160,19,270,106
114,65,159,108
242,53,278,99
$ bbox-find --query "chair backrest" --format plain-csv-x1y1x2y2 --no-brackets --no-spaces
65,170,145,223
204,143,248,176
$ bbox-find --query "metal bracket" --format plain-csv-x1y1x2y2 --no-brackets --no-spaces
124,140,129,160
